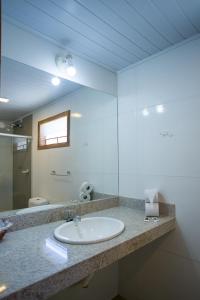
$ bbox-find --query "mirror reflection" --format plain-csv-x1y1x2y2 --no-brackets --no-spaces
0,57,118,215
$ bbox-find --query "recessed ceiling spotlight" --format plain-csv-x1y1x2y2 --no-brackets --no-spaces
51,77,60,86
0,59,11,103
0,97,10,103
55,54,77,77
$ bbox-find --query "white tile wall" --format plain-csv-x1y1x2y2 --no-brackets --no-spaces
32,86,118,203
118,36,200,299
119,243,200,300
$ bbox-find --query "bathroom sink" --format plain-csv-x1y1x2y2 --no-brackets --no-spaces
54,217,125,244
16,204,62,215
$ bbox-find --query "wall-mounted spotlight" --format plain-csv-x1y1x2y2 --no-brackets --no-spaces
55,54,77,77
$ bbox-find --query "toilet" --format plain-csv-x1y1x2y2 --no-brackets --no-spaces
28,197,49,207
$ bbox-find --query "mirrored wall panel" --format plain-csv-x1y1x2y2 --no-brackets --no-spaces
0,57,118,215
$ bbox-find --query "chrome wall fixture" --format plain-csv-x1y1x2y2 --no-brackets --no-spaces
50,170,71,177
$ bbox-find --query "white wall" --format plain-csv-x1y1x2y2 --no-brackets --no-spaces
118,36,200,300
0,136,13,211
32,86,118,203
2,20,117,96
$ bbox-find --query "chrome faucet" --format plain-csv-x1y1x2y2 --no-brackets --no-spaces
64,209,81,224
73,215,81,226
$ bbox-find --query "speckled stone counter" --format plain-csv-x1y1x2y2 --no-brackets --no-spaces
4,197,119,232
0,206,175,300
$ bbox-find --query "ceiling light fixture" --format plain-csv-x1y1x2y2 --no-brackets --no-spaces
51,77,60,86
0,10,11,104
55,54,77,77
0,97,10,103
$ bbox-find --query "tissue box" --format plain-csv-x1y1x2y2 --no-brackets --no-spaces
145,203,159,217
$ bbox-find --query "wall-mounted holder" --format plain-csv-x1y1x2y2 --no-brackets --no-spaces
160,130,173,137
50,170,71,177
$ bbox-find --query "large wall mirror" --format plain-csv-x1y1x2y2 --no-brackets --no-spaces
0,30,118,216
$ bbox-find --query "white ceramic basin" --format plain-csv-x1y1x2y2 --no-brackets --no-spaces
54,217,125,244
16,204,62,215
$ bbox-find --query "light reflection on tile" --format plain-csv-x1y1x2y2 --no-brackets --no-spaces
44,238,68,263
0,284,7,294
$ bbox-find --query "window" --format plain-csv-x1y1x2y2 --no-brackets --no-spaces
38,111,70,150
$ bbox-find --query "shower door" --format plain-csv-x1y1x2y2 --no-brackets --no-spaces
0,135,32,211
0,116,32,211
13,136,31,209
0,135,13,211
12,115,32,210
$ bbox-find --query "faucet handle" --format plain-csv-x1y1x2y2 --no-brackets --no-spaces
74,215,81,222
64,209,76,222
73,215,81,226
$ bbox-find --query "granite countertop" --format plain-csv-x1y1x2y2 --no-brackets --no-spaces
0,206,175,300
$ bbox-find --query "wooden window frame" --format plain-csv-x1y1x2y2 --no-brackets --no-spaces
38,110,70,150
